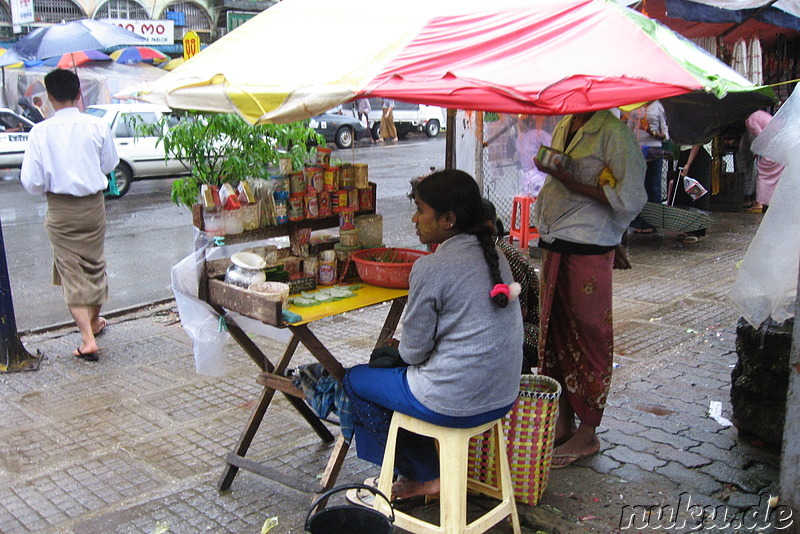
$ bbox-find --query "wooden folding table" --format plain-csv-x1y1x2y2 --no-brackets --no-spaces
210,282,408,494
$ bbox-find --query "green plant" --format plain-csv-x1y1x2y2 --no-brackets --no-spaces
145,112,323,208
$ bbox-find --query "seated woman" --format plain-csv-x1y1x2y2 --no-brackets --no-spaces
483,199,540,372
343,169,523,500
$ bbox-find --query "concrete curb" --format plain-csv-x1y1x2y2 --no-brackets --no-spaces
18,297,176,336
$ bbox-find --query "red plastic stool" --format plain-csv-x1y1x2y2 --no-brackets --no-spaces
508,195,539,250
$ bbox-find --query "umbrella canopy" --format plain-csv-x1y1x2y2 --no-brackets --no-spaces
161,57,185,71
42,50,113,69
110,46,169,65
0,19,146,67
638,202,714,233
0,48,23,68
132,0,760,125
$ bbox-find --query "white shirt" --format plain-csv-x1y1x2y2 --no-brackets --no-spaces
21,107,119,197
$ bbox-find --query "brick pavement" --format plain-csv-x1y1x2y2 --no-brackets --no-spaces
0,210,786,533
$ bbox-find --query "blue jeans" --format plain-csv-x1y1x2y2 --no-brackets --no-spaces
343,364,513,481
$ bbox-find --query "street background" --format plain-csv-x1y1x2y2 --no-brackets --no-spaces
1,136,445,331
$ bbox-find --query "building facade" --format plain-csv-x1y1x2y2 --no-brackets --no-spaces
0,0,276,46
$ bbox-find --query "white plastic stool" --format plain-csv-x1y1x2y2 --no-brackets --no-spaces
373,412,521,534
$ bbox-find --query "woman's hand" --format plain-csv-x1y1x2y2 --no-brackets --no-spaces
680,166,690,177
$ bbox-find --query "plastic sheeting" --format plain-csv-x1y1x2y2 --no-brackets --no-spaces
727,88,800,327
0,62,166,117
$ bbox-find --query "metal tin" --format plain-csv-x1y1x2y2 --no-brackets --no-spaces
339,208,355,230
289,171,305,196
357,188,374,210
334,190,347,214
304,166,324,193
279,157,293,174
288,197,304,221
353,163,369,189
316,147,332,167
323,166,339,191
340,164,355,189
318,191,331,217
304,193,319,219
348,188,360,211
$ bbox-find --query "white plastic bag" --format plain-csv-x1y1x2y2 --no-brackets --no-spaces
728,92,800,327
170,229,229,376
683,176,707,200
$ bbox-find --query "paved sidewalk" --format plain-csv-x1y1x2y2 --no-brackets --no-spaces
0,210,785,533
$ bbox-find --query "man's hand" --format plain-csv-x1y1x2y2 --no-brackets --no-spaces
534,157,576,190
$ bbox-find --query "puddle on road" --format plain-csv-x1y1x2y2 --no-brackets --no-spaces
632,402,676,416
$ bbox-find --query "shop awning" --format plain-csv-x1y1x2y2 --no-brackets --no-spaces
666,0,800,32
127,0,765,125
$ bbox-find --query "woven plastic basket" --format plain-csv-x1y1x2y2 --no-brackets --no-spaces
467,374,561,506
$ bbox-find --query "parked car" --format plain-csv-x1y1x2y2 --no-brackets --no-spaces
0,103,188,198
309,109,371,149
84,104,189,197
0,109,36,168
366,98,444,139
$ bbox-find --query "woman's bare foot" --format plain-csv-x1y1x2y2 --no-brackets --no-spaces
391,477,440,500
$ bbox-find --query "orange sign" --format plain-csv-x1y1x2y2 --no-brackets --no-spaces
183,31,201,60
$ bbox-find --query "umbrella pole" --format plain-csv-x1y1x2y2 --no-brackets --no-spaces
69,53,87,111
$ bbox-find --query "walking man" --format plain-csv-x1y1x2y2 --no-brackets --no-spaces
20,69,119,362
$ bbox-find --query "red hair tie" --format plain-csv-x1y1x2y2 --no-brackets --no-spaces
490,284,510,299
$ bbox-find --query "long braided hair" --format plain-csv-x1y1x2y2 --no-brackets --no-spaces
415,169,510,308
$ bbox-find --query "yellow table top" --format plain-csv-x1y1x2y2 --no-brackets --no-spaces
285,283,408,326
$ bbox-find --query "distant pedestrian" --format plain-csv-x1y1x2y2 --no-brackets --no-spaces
378,98,398,142
514,115,551,197
745,110,784,213
355,98,374,143
20,69,119,362
18,96,44,123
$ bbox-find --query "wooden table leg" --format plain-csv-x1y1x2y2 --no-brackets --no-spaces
317,435,351,495
218,381,279,490
374,297,406,349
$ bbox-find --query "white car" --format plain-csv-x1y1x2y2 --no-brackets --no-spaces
84,104,189,197
0,108,36,168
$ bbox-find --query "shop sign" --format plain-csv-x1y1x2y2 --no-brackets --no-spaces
102,19,175,45
227,11,256,32
183,31,201,60
10,0,34,27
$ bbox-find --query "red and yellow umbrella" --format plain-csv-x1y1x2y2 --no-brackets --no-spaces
132,0,763,124
42,49,112,68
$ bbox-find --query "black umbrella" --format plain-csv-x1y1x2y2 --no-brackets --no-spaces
0,19,146,67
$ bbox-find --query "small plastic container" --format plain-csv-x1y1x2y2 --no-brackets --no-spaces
203,210,225,237
355,214,383,248
224,209,244,235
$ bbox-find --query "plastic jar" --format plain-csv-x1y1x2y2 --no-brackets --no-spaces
355,214,383,248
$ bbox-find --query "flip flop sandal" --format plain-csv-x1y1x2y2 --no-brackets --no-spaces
345,484,378,508
73,348,99,362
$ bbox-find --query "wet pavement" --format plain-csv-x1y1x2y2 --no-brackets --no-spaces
0,208,788,533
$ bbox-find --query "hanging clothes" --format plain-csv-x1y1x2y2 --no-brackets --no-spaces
747,37,763,85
